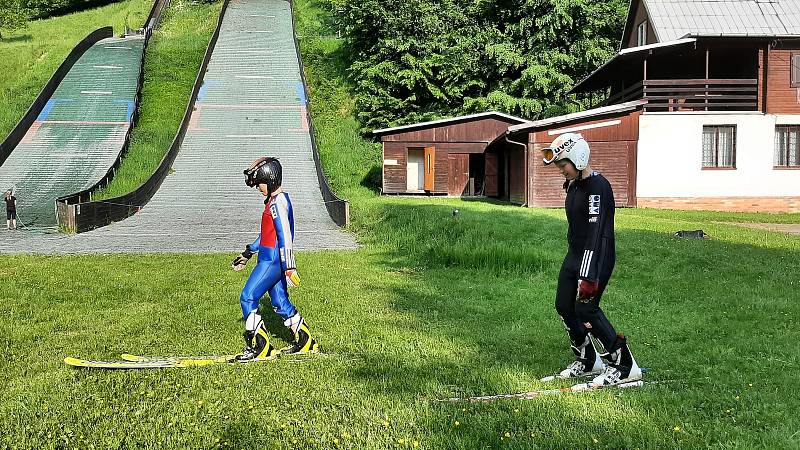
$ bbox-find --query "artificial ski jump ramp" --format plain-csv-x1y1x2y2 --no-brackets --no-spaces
0,0,356,253
0,34,145,229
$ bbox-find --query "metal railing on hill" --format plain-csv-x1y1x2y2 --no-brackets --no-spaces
56,0,231,232
287,0,350,227
0,27,113,167
55,0,170,228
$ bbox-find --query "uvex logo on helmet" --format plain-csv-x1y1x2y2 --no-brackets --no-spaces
541,132,591,171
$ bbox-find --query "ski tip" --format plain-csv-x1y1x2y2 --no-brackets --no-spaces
64,357,83,367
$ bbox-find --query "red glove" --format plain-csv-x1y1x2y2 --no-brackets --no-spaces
577,279,599,300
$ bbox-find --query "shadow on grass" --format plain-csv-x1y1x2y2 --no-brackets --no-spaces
0,34,32,43
343,199,800,447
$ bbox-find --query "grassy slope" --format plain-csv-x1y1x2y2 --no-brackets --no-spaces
93,0,222,200
0,0,152,143
1,0,800,449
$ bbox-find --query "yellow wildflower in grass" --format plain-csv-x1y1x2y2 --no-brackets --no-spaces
504,432,510,438
673,426,681,432
333,438,340,445
735,396,740,401
398,438,405,444
382,420,390,428
342,432,351,440
454,421,460,427
592,438,598,444
413,440,420,448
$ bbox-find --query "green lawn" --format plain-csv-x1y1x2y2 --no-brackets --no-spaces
1,201,799,448
0,0,152,143
1,0,800,448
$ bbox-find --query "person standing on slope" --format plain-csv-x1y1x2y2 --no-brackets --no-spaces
541,133,641,387
231,156,319,361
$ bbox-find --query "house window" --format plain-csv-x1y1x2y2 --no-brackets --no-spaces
637,21,648,46
775,125,800,167
702,125,736,168
792,53,800,87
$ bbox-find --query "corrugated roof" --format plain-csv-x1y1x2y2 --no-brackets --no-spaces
645,0,800,40
372,112,528,135
506,100,647,133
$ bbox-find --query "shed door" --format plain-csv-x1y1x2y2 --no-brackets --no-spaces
407,148,424,191
484,153,498,197
424,146,435,191
448,154,469,196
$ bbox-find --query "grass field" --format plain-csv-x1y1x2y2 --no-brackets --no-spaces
0,0,152,144
2,0,800,448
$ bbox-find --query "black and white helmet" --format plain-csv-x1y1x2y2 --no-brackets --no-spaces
244,157,282,193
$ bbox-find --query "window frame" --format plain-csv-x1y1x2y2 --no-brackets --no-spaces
774,125,800,168
701,125,737,170
791,53,800,88
637,21,648,47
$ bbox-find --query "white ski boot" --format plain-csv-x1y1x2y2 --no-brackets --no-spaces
557,335,604,379
589,334,641,387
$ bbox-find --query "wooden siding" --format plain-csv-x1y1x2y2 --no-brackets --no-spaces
485,153,499,197
448,154,469,196
508,148,526,204
766,46,800,114
623,0,657,49
380,118,517,144
524,110,641,207
382,142,407,193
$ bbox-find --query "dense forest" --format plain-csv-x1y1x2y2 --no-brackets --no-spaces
325,0,628,131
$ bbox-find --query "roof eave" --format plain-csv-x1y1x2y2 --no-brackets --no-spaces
372,111,528,136
506,99,647,134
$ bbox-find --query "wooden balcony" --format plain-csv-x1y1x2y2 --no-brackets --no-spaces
605,79,758,112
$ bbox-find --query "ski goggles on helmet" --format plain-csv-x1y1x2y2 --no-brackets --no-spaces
243,158,270,187
542,135,576,165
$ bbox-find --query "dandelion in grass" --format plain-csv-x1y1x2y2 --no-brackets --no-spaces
413,440,420,448
454,420,460,427
342,432,351,440
592,438,598,444
735,396,740,401
333,437,340,446
673,426,681,432
383,420,390,428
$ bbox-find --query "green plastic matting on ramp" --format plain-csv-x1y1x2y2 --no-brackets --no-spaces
0,35,145,229
0,0,355,253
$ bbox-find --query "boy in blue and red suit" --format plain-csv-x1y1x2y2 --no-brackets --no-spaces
231,156,319,361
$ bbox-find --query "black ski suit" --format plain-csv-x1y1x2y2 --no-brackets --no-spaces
555,172,619,351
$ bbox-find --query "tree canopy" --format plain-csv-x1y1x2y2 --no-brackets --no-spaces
329,0,627,131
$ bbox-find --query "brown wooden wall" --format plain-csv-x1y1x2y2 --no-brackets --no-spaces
525,111,641,207
383,142,408,193
766,45,800,114
508,148,526,204
623,0,657,49
380,118,516,144
379,115,527,195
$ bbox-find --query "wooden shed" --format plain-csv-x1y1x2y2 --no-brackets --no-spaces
501,100,645,207
374,112,528,197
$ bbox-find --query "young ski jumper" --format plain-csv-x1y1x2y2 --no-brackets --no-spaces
231,157,319,361
541,133,641,387
5,190,17,230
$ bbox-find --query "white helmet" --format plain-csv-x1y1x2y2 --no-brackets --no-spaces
542,133,590,170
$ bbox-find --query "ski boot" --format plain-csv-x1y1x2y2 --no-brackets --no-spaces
235,321,279,361
590,334,641,386
281,314,320,355
558,334,604,379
